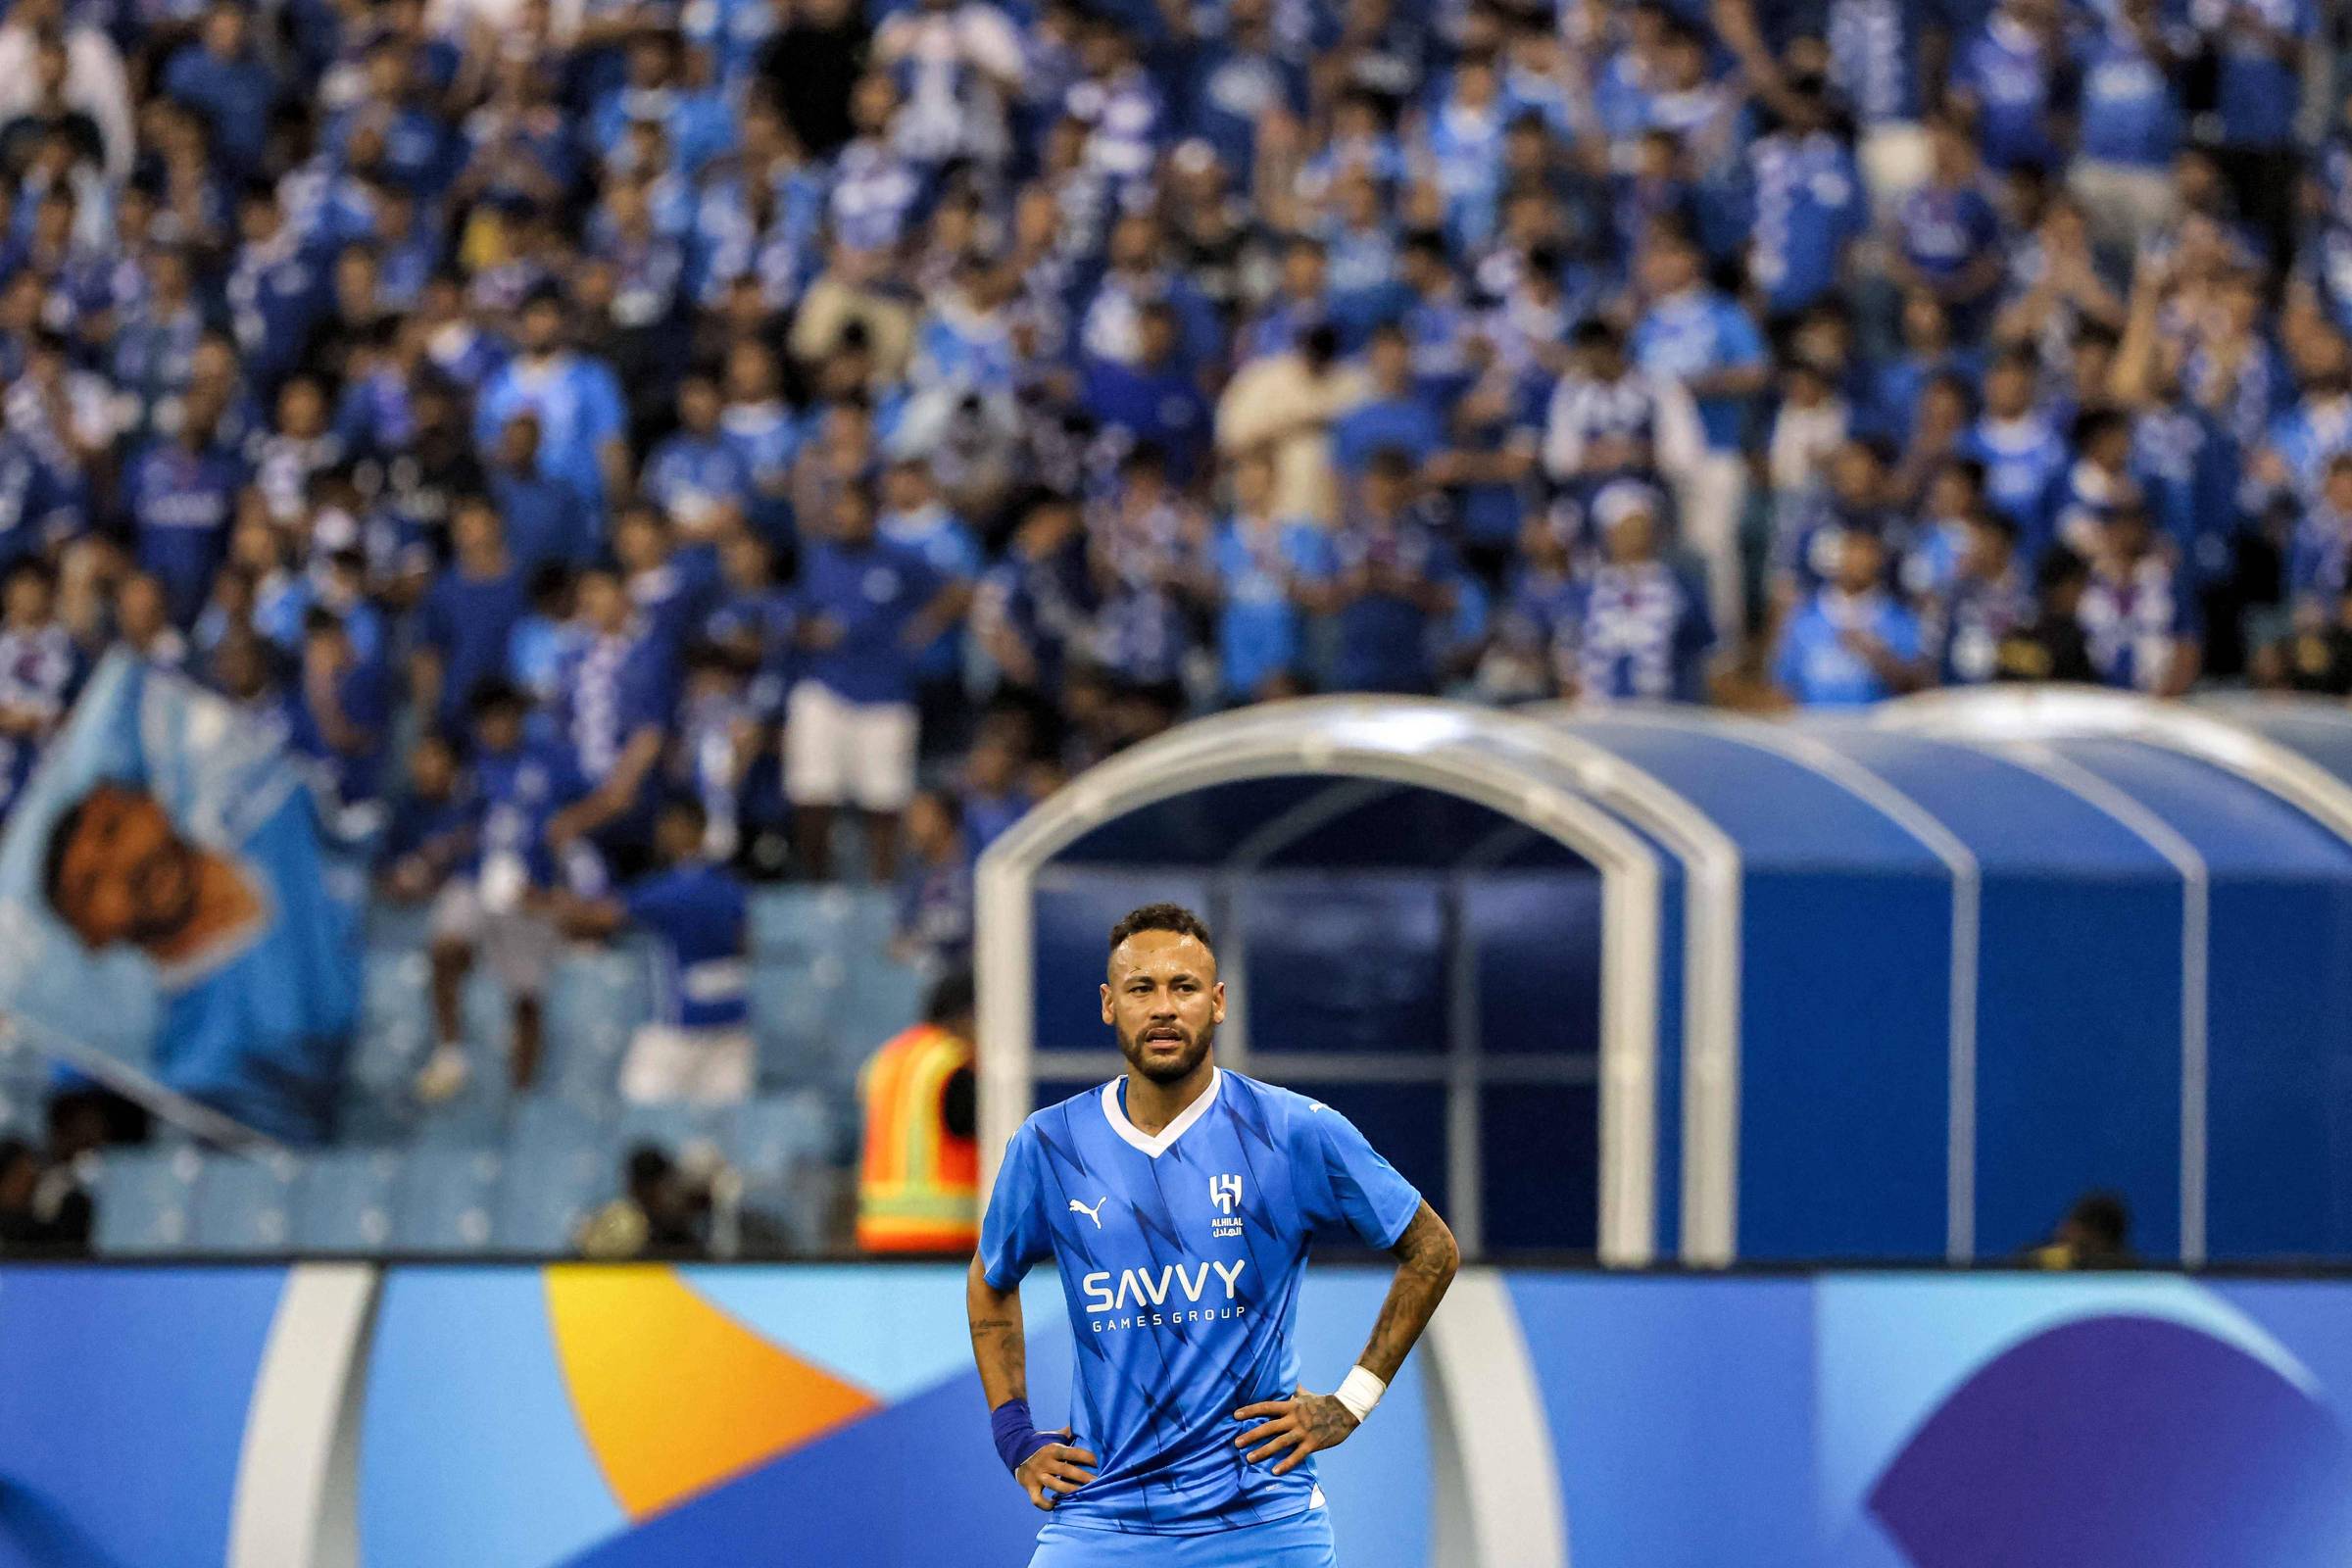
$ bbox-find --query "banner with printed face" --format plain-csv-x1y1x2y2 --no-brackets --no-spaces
0,652,362,1142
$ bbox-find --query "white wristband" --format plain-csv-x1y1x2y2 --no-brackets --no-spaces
1333,1365,1387,1423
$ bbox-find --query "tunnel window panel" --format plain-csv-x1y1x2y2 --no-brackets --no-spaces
1238,872,1447,1057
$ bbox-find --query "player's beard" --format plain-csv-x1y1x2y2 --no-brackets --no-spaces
1118,1017,1216,1085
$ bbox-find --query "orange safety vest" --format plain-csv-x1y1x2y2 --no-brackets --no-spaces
857,1022,980,1252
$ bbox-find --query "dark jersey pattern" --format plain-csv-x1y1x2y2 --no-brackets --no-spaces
979,1068,1421,1537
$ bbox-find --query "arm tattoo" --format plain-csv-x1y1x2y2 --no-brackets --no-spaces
1353,1202,1460,1384
969,1312,1028,1404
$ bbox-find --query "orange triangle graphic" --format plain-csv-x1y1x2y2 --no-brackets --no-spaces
544,1264,881,1520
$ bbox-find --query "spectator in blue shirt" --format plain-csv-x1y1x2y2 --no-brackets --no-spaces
1083,300,1214,487
0,397,67,574
2202,0,2314,269
1774,526,1931,706
377,728,473,905
1210,446,1337,702
1962,346,2072,551
643,372,756,549
973,492,1097,717
2080,488,2202,694
719,339,799,547
1632,225,1770,454
1948,0,2068,176
1334,323,1445,476
891,785,974,981
956,718,1033,853
473,286,629,516
545,564,679,876
1330,447,1458,694
1922,508,2034,684
124,398,247,628
878,456,984,752
2070,0,2184,258
555,796,755,1106
2285,451,2352,626
0,560,75,819
1568,479,1716,704
287,606,391,819
1632,223,1768,642
1184,0,1306,176
487,412,595,570
414,495,529,731
787,480,963,880
414,680,590,1103
1893,117,2008,338
161,4,279,180
1742,75,1867,322
703,526,797,710
224,188,324,391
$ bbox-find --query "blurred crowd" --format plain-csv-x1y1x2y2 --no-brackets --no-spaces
0,0,2343,978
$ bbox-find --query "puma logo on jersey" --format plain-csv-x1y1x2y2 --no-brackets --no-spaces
1081,1259,1250,1315
1069,1197,1109,1228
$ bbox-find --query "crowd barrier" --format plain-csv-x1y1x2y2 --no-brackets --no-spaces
2,1262,2348,1568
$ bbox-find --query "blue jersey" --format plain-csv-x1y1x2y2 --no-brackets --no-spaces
125,440,247,627
473,352,627,512
1829,0,1923,125
2081,553,2199,692
979,1069,1422,1537
1955,14,2061,172
1212,515,1334,700
472,739,589,886
2077,25,2180,169
2214,0,2311,150
627,862,749,1029
418,565,529,728
1962,416,2070,551
1745,131,1865,318
1631,291,1767,452
1775,587,1924,708
798,538,948,706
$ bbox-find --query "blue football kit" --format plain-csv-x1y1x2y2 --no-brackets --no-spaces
979,1067,1422,1562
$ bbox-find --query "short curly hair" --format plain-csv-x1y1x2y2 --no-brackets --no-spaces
1107,903,1214,956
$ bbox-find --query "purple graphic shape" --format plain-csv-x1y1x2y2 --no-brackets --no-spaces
1870,1315,2352,1568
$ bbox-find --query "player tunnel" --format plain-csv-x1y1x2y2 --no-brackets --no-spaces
1545,692,2352,1266
977,693,2352,1268
975,699,1675,1264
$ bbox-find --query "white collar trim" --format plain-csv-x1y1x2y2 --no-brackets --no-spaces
1102,1066,1223,1158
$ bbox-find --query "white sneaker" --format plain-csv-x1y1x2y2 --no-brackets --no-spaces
414,1045,471,1104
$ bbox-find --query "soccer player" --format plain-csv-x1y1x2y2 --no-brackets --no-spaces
966,904,1459,1567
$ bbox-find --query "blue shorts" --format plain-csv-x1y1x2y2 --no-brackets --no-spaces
1026,1498,1337,1567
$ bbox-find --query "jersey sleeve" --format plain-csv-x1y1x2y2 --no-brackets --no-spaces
1292,1101,1423,1250
977,1120,1054,1291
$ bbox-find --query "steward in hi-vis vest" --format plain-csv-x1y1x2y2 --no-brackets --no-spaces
858,970,979,1251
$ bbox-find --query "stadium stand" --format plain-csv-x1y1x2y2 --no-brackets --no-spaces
0,0,2341,1256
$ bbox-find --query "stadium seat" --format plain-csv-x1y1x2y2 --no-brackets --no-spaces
0,1029,48,1097
507,1094,611,1159
93,1148,202,1253
822,962,926,1091
392,1150,503,1251
542,947,650,1105
190,1152,300,1252
725,1092,836,1177
291,1151,401,1250
750,961,836,1089
615,1102,727,1159
0,1093,35,1142
749,885,887,964
491,1145,606,1253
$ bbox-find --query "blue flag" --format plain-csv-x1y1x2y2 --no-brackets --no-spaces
0,654,362,1143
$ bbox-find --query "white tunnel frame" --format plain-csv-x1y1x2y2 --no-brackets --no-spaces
975,697,1670,1267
